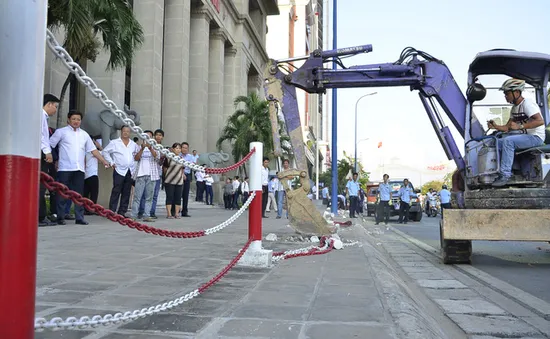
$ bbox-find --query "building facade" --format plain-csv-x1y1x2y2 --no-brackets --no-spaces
44,0,279,152
265,0,324,176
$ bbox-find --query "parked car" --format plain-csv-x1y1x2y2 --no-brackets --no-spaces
374,180,422,222
365,184,379,216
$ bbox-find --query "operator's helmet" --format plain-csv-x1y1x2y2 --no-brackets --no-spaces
442,184,448,189
499,78,525,92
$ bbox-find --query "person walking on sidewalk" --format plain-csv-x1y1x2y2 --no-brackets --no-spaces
130,130,160,222
223,178,234,209
163,143,184,219
375,174,391,225
266,177,278,213
397,178,416,224
261,157,270,218
346,172,360,218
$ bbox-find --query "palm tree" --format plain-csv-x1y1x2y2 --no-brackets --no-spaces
47,0,144,127
217,92,291,173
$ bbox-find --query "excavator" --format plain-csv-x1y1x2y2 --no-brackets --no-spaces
264,44,550,264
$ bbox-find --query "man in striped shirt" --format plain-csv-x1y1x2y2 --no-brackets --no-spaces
131,130,160,222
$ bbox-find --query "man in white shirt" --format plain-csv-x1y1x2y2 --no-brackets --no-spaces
39,94,60,227
488,79,545,186
83,138,102,215
261,157,270,218
102,125,140,216
204,173,214,205
195,170,205,202
131,130,160,222
232,176,241,209
241,176,250,205
49,111,109,225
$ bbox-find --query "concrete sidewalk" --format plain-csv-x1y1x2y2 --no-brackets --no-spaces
34,199,464,339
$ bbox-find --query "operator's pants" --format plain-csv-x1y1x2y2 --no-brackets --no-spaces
497,134,543,178
349,196,358,217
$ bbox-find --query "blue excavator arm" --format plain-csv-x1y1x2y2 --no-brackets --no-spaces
264,44,485,173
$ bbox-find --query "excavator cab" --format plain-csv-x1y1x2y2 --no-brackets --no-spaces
463,49,550,191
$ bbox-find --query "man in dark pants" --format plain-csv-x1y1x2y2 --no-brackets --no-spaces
180,142,194,217
261,157,270,218
345,173,360,218
102,126,139,216
375,174,391,225
49,111,110,225
39,94,60,227
397,178,416,224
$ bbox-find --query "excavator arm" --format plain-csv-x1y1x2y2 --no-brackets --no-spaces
264,44,485,172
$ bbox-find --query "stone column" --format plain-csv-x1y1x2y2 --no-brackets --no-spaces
162,0,191,145
207,30,226,152
130,0,165,130
187,10,211,151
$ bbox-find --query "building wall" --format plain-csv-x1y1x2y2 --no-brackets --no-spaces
266,0,324,174
43,0,279,153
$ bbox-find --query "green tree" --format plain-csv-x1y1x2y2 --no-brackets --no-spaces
217,92,291,172
47,0,144,127
421,180,445,195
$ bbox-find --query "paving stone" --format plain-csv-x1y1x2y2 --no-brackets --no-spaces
417,279,467,289
314,293,381,308
36,290,94,304
435,299,507,315
198,286,248,301
255,281,317,293
407,271,453,280
245,290,313,306
35,305,55,313
423,288,479,300
401,266,444,274
100,333,186,339
35,330,94,339
217,319,302,338
305,323,394,339
119,313,212,333
53,281,119,293
308,303,386,322
397,261,436,267
231,304,308,321
447,314,542,336
172,299,234,316
83,272,142,283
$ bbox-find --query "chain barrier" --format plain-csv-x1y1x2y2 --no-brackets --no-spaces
35,238,253,331
40,172,255,238
45,29,254,174
272,239,361,262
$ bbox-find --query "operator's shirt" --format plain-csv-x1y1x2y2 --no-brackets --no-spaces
346,180,360,197
439,189,451,204
378,183,391,201
261,166,269,186
511,98,545,142
398,185,416,204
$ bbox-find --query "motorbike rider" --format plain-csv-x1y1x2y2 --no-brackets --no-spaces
425,188,436,214
487,78,545,187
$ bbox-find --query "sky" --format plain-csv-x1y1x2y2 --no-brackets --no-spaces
331,0,550,174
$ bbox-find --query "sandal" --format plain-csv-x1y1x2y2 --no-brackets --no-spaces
175,215,181,219
167,216,175,219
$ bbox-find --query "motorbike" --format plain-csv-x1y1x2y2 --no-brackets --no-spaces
427,197,439,217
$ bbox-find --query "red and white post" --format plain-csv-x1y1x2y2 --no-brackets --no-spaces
239,142,272,267
0,1,47,338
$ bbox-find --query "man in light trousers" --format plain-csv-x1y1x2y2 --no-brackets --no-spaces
131,130,160,222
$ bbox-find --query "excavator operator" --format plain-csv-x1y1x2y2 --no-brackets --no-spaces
487,78,545,186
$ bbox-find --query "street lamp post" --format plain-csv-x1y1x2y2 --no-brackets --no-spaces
354,92,377,173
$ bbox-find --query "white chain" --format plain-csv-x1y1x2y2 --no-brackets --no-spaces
45,29,206,172
204,192,255,235
35,289,200,331
272,240,360,262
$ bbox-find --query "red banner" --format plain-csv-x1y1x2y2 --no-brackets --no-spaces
427,165,446,171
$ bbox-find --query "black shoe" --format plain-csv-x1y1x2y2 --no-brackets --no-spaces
75,220,89,225
276,216,281,219
398,221,403,224
182,214,191,217
64,214,76,220
150,214,158,219
137,214,143,219
39,219,56,227
57,220,66,225
262,215,268,218
374,222,379,225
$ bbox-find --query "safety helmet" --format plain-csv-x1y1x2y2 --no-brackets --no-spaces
499,78,525,92
442,184,448,189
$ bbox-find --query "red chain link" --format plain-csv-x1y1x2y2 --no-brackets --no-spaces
272,238,335,259
199,238,253,293
204,148,255,174
40,172,206,238
334,220,353,227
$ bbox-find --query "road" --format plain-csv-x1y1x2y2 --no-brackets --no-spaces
377,212,550,304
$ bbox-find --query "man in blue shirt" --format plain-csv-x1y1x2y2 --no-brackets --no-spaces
375,174,391,225
345,172,360,218
180,142,195,217
397,178,416,224
438,184,452,217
